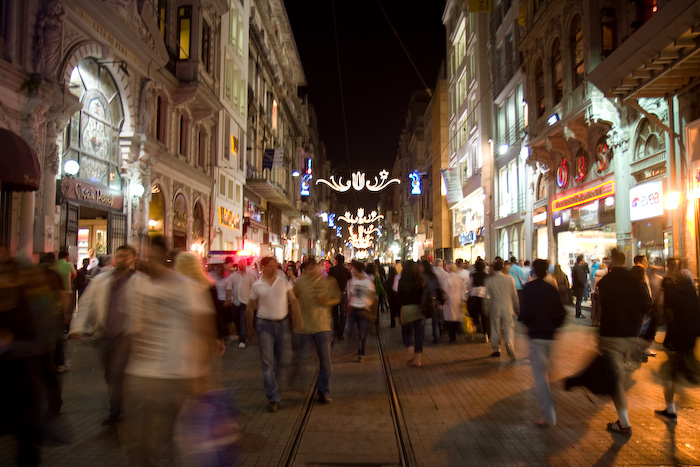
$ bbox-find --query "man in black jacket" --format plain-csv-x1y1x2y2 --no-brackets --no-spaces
597,250,651,435
571,255,587,318
328,254,352,340
520,259,566,426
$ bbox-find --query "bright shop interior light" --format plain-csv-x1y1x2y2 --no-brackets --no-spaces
664,191,681,210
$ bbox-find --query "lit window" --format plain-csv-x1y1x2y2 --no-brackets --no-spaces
225,55,232,101
158,0,167,39
272,100,278,130
601,9,616,57
230,7,237,46
177,6,192,59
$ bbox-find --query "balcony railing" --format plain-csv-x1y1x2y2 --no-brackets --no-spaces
497,192,526,220
492,54,522,98
490,0,513,34
496,115,525,150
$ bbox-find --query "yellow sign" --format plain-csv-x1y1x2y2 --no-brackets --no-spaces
468,0,493,12
219,206,240,230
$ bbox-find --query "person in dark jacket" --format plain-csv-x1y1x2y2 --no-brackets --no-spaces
328,254,352,340
597,250,651,435
386,267,400,328
571,255,587,318
467,260,489,339
520,259,566,426
655,258,700,421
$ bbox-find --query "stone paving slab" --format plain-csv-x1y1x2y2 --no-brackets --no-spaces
379,309,700,467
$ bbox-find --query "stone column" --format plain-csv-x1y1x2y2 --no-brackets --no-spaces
37,120,61,253
17,191,35,259
610,127,633,266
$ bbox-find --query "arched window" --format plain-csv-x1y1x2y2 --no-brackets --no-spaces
500,229,509,259
570,16,584,89
536,174,547,201
551,39,562,105
635,119,664,161
64,58,125,189
535,58,545,118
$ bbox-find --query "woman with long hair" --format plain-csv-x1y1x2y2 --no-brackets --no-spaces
419,259,442,344
553,264,573,306
398,261,426,367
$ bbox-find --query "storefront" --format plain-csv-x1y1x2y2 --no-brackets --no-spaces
243,191,265,257
452,189,486,263
552,179,617,276
216,203,241,251
629,178,670,265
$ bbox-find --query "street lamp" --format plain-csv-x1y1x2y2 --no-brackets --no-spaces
132,182,145,197
63,159,80,176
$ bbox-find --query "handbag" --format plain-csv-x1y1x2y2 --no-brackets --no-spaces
464,315,477,336
420,286,435,319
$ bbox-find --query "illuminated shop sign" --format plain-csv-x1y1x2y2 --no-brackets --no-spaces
219,206,240,230
552,181,614,212
629,179,664,222
59,178,124,211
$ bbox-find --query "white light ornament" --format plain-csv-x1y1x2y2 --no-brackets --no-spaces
338,208,384,225
347,224,376,249
316,169,400,193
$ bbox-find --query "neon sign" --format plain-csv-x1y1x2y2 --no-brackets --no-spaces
552,180,615,212
300,158,312,196
409,171,421,194
556,158,568,188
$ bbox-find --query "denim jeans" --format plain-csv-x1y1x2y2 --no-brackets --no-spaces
298,331,333,397
529,339,556,424
402,319,425,353
256,317,291,403
332,295,347,338
346,308,368,356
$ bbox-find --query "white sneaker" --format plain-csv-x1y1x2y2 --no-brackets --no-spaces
238,342,246,349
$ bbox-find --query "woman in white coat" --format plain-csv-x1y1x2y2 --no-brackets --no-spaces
442,264,467,342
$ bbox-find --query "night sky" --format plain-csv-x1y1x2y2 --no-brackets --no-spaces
285,1,446,209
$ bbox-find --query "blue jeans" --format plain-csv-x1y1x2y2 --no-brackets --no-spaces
346,308,368,356
256,317,291,403
298,331,333,397
529,339,556,424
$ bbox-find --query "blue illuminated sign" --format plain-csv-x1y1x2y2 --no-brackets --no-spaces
300,158,313,196
336,226,342,237
409,171,421,195
328,213,335,228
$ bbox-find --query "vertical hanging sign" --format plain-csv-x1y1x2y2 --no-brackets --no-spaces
442,169,463,204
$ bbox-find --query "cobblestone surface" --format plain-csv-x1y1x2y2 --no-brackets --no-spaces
2,305,699,466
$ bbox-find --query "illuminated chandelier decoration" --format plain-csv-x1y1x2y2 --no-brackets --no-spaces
316,169,401,193
347,224,378,249
338,208,384,225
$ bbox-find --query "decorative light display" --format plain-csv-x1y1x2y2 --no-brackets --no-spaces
338,208,384,225
328,213,335,228
336,226,342,237
316,169,400,193
300,158,313,196
556,158,568,188
409,171,421,195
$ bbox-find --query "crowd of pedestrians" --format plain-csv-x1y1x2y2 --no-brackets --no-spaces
1,240,699,465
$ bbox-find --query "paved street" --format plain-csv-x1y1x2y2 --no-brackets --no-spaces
2,306,699,466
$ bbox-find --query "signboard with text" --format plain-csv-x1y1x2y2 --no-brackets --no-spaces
442,168,463,205
58,178,123,211
629,179,664,221
552,180,614,212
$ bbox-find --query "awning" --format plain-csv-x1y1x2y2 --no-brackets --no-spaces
588,0,700,99
0,128,41,191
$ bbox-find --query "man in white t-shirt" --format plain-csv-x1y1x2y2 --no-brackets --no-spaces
246,256,302,413
226,259,257,348
346,261,376,362
123,237,217,465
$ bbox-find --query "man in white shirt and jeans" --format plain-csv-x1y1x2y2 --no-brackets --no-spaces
247,257,302,413
226,259,256,348
347,262,376,362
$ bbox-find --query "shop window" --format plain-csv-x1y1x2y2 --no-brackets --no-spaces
177,6,192,60
158,0,167,40
570,16,584,89
551,38,562,106
600,8,617,57
535,58,545,118
201,19,211,73
63,58,124,189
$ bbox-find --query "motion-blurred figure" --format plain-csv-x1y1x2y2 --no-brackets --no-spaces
485,258,519,360
293,258,340,403
70,245,137,426
123,237,217,466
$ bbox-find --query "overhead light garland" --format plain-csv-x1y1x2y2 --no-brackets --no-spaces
338,208,384,225
316,169,400,193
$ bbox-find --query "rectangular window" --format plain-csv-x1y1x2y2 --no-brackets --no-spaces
507,94,516,142
228,180,234,199
158,0,167,40
230,7,238,46
239,78,246,115
224,116,230,161
201,20,211,72
473,141,481,170
177,6,192,59
457,72,466,106
238,18,244,56
236,184,241,204
238,128,244,171
233,67,239,106
219,175,226,196
225,55,232,101
470,96,477,128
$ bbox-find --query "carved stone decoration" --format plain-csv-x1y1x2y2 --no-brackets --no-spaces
62,24,83,49
33,0,65,78
137,79,161,135
607,128,629,150
104,0,159,56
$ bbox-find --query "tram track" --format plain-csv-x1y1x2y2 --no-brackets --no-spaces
278,323,416,467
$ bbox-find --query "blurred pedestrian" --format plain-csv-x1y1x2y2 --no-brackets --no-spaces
656,258,700,421
74,257,91,298
520,259,566,426
443,264,467,342
386,266,400,328
597,250,650,435
207,263,233,345
420,259,444,344
398,261,425,367
123,238,218,465
53,250,76,372
246,256,302,412
347,261,376,362
227,259,256,349
485,257,519,360
571,255,587,318
328,254,352,340
467,259,489,340
69,245,138,426
293,258,340,403
509,256,527,303
553,265,573,307
366,263,386,316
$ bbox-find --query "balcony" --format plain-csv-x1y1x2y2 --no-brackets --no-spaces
246,164,300,217
496,116,525,151
490,0,513,34
492,54,522,98
497,192,526,220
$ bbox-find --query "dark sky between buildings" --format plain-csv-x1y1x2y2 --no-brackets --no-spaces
285,1,446,210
